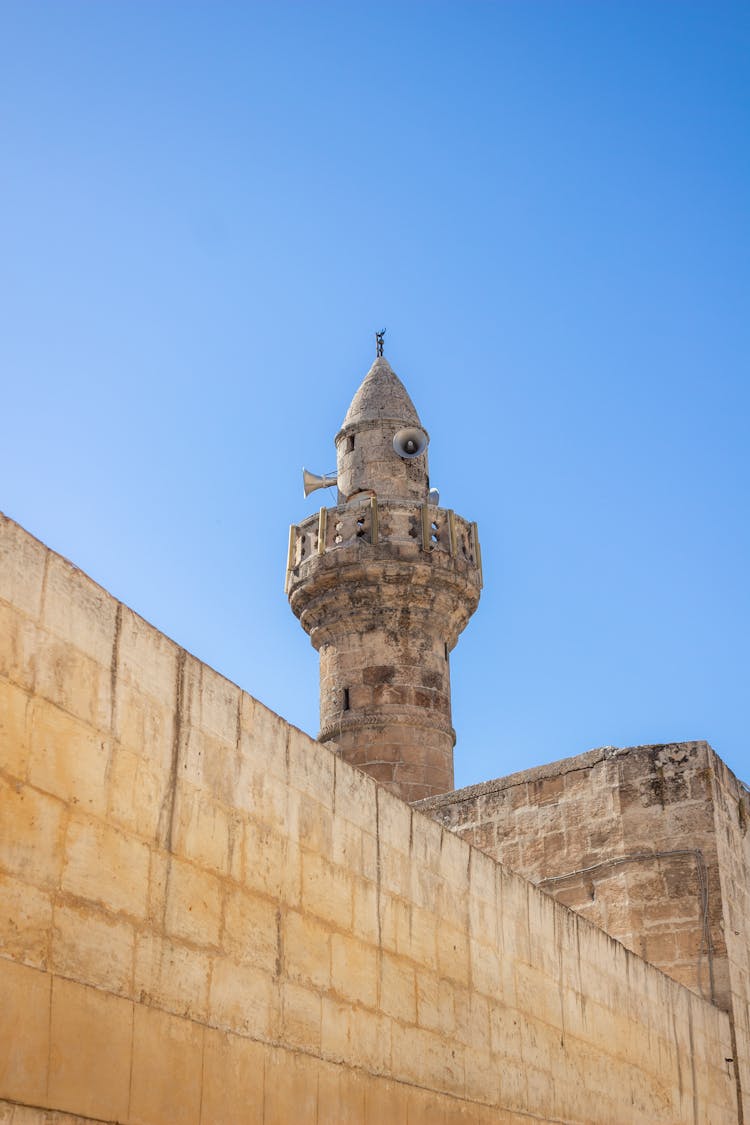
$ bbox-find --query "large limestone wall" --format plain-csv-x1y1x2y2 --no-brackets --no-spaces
0,514,739,1123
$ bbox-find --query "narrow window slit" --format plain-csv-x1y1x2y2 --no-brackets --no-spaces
342,688,350,711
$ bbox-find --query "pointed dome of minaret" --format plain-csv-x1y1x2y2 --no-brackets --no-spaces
335,354,429,504
341,356,422,430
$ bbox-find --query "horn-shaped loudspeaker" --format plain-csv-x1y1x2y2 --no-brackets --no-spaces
393,427,428,459
303,469,338,498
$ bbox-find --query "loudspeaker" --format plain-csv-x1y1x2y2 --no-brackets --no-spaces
393,426,428,459
303,469,338,498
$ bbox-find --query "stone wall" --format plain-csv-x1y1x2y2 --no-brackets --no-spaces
419,746,728,1002
418,742,748,1116
711,751,750,1121
0,514,739,1123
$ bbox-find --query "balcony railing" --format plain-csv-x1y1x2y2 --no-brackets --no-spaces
286,497,482,593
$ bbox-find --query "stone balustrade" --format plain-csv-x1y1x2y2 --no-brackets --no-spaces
285,498,483,592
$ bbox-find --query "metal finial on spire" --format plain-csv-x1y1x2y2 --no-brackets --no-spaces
375,328,386,357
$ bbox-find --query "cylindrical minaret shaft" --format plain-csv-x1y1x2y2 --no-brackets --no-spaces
288,352,481,803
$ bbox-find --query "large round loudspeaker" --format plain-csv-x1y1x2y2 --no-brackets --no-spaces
393,426,428,460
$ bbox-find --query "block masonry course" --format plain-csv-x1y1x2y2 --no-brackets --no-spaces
417,742,750,1121
0,511,742,1122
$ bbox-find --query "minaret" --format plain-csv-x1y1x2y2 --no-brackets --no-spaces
286,341,482,803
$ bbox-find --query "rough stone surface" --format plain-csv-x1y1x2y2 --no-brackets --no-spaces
340,355,421,428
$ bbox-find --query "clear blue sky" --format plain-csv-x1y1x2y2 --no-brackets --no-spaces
2,2,748,789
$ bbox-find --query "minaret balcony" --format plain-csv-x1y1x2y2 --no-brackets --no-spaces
286,497,483,597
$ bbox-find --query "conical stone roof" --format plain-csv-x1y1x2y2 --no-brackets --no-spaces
340,357,422,430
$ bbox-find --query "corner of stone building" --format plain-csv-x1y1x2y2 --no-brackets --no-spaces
418,740,738,1009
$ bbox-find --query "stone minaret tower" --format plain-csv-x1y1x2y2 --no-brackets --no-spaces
286,344,482,803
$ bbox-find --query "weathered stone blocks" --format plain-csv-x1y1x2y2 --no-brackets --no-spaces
0,513,742,1122
62,813,150,919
